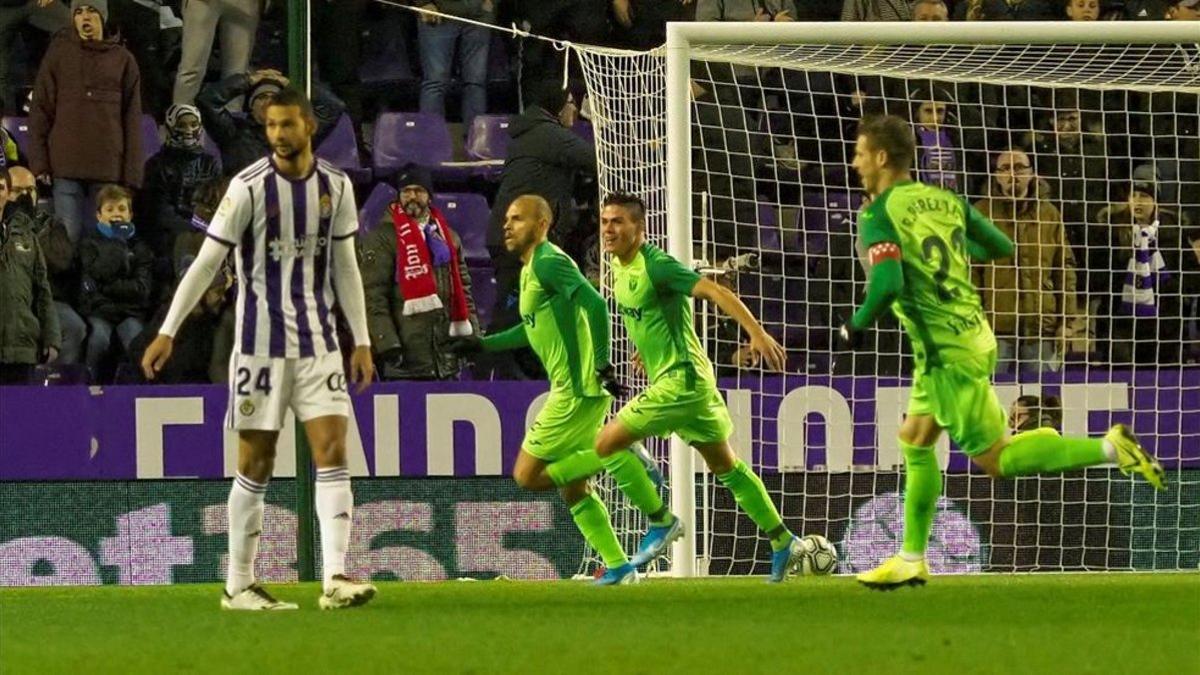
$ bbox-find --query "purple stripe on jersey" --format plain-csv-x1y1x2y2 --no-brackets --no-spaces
314,171,337,353
263,175,286,357
290,177,315,358
238,186,259,355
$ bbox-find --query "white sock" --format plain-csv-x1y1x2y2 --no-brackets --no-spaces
1102,439,1117,462
315,466,353,591
899,550,925,562
226,473,267,596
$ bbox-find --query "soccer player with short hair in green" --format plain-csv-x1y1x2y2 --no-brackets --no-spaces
596,193,804,582
841,115,1166,590
449,194,665,585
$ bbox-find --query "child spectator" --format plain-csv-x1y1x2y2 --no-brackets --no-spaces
79,184,153,376
910,85,961,192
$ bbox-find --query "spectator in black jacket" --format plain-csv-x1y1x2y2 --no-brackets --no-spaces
140,103,221,254
79,184,153,375
486,82,595,344
7,165,82,364
196,68,345,173
0,168,60,383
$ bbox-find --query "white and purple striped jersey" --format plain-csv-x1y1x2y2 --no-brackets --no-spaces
207,157,358,358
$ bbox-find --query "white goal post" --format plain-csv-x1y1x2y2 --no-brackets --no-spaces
575,21,1200,578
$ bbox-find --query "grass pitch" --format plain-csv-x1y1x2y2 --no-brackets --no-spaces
2,573,1197,675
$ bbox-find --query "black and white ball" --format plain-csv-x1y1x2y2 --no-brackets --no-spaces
794,534,838,576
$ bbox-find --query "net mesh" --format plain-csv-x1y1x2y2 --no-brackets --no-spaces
575,34,1200,576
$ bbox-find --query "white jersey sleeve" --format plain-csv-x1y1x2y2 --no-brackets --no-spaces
207,177,254,246
330,172,359,240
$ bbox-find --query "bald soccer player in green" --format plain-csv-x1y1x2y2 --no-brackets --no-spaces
841,115,1165,589
449,194,666,585
595,192,805,582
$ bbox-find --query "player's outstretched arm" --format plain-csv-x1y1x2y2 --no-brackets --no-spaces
143,236,229,379
964,200,1014,262
692,278,787,372
445,324,530,357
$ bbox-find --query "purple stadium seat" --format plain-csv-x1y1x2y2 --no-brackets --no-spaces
432,192,490,263
141,115,162,164
757,203,782,253
2,116,29,155
372,112,453,175
571,120,595,146
201,130,220,161
797,191,864,255
316,114,362,171
358,182,397,236
468,264,497,330
466,115,511,161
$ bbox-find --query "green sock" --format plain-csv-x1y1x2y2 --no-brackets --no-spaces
716,460,791,551
546,450,604,487
569,492,628,569
900,441,941,558
999,428,1108,477
600,450,666,519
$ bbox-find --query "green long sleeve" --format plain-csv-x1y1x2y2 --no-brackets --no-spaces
574,281,612,370
850,258,904,330
481,324,530,352
964,201,1014,261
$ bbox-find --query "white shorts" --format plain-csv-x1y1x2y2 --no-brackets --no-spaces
225,351,351,431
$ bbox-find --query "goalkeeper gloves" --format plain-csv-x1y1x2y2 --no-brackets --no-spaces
596,364,628,398
445,335,484,357
837,322,866,351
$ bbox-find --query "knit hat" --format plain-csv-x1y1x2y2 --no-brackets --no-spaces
1131,163,1157,198
247,79,284,108
70,0,109,23
393,164,434,196
165,103,203,150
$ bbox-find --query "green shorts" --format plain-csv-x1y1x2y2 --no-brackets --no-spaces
522,393,610,462
616,369,734,446
907,349,1006,457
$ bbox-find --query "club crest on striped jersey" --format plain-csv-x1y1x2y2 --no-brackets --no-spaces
319,194,332,219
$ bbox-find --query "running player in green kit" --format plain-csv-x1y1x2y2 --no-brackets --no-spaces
449,194,666,585
596,193,805,582
840,115,1166,590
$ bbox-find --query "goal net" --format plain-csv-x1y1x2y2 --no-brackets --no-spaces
574,22,1200,576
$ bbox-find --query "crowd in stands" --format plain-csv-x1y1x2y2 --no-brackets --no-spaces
0,0,1197,386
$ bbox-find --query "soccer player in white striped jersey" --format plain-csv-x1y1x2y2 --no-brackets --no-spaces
142,88,377,611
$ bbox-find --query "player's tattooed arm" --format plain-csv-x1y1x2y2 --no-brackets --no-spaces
692,277,787,372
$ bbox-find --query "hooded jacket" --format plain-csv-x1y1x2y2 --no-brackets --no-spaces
0,209,60,364
28,30,143,187
487,105,596,249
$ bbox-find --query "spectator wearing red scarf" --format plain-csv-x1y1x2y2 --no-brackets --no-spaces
359,165,479,381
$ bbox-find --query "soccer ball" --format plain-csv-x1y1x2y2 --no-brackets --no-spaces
793,534,838,576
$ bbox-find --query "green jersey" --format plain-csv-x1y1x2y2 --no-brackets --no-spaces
520,241,604,397
611,243,715,387
859,180,996,370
